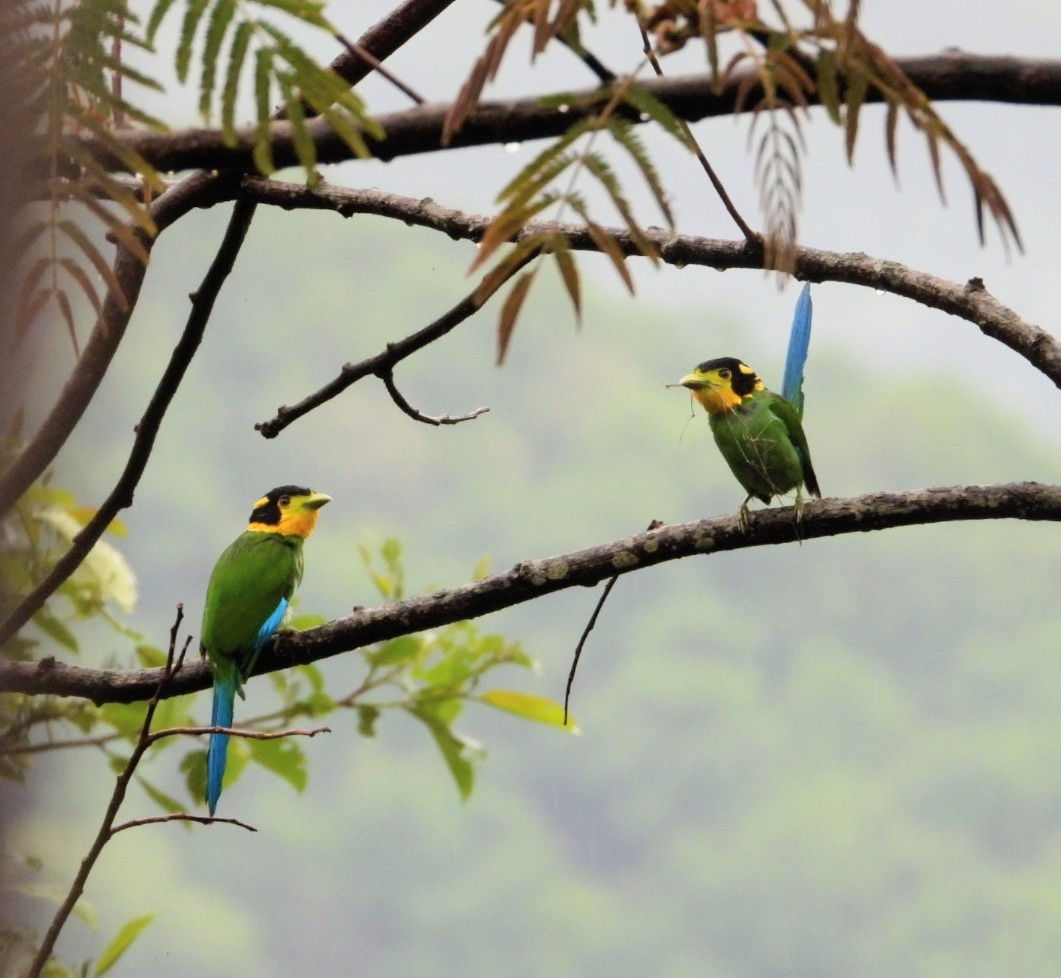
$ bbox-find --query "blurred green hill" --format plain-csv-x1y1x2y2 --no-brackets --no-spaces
17,207,1061,978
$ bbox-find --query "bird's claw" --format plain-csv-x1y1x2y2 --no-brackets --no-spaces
737,501,751,534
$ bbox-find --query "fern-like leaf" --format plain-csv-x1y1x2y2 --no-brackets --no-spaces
11,0,165,347
497,269,538,364
150,0,382,179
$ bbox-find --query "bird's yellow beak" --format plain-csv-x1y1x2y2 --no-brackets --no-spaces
300,492,331,511
678,372,709,391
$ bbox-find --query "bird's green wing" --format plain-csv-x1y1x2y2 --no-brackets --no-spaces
765,392,820,497
201,531,304,663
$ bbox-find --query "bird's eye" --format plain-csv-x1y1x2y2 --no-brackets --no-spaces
718,368,731,379
279,495,290,507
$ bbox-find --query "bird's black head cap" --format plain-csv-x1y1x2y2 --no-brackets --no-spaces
249,485,313,525
695,357,760,396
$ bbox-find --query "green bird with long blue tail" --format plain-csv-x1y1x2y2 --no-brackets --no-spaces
201,485,330,813
676,358,820,531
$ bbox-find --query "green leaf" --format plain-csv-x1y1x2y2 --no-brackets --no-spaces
146,0,180,43
136,775,186,817
199,0,237,118
280,73,319,181
407,704,477,800
94,914,156,977
252,46,276,174
366,635,424,667
32,609,78,652
843,64,870,164
222,21,254,144
496,269,537,364
620,84,693,151
99,702,147,741
381,537,402,566
552,239,581,323
356,705,380,738
247,737,308,793
816,48,841,124
608,116,674,228
180,748,208,804
480,690,579,731
471,553,492,582
135,644,167,668
175,0,209,84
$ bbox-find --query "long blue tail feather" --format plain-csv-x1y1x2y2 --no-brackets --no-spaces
207,674,236,815
781,283,813,416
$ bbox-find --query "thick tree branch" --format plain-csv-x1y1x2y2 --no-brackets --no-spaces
241,182,1061,436
3,482,1059,704
74,54,1061,176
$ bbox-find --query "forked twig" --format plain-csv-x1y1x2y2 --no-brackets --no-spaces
256,246,539,437
380,370,489,426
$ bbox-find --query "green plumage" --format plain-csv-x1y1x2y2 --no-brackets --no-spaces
676,357,820,530
709,389,819,504
201,485,329,813
201,530,304,677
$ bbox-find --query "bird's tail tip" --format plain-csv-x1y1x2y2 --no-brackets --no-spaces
206,677,236,814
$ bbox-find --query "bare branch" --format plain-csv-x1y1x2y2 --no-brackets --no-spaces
3,482,1060,707
255,238,538,438
380,370,490,426
240,182,1061,417
71,54,1061,176
110,813,258,834
146,723,332,746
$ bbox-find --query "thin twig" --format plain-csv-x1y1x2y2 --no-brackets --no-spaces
321,0,459,92
380,370,489,426
255,246,539,437
332,30,426,104
110,813,257,834
638,24,758,242
563,519,661,723
146,723,332,746
564,576,618,725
